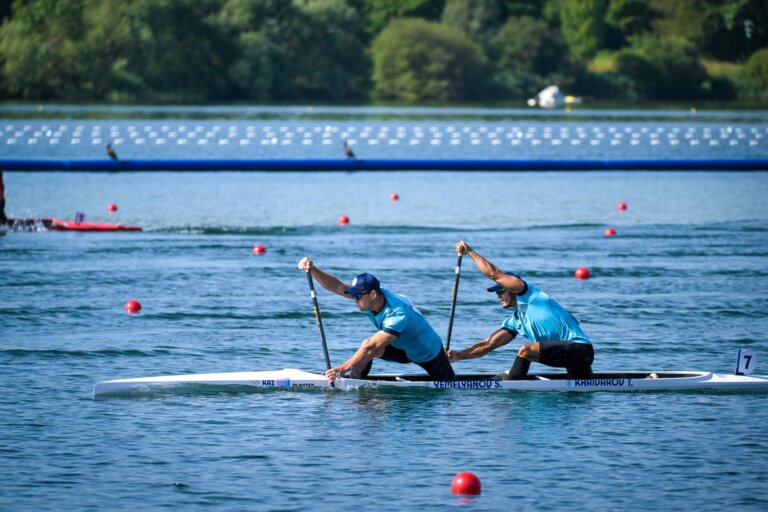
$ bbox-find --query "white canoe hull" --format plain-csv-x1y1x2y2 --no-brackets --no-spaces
93,368,768,398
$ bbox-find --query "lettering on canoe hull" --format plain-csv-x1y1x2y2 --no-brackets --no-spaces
432,380,502,389
253,379,294,387
571,378,633,388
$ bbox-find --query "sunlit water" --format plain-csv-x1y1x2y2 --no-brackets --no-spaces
2,106,768,511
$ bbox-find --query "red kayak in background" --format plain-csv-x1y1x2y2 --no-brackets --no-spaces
4,217,142,232
48,218,142,231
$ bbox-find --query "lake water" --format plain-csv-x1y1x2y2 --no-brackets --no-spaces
2,106,768,511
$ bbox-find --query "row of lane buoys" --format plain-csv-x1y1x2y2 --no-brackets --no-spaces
5,137,761,147
6,124,765,135
5,124,765,146
248,193,399,262
576,201,628,280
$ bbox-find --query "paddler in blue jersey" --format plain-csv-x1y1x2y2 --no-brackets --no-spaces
298,257,455,384
448,241,594,380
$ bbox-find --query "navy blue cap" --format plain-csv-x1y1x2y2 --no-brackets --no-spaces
345,273,381,297
487,271,522,292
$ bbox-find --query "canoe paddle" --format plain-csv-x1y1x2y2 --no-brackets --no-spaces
306,269,333,383
445,252,463,352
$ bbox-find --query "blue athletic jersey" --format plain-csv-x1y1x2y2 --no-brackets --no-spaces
501,282,591,344
365,288,443,363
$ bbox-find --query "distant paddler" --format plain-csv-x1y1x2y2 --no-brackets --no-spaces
448,241,594,380
106,142,119,161
298,257,455,384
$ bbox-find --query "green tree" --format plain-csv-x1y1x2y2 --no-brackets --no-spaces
216,0,369,101
615,36,708,100
442,0,503,48
742,46,768,84
559,0,608,60
652,0,767,61
291,0,370,100
371,17,487,102
79,1,153,99
0,0,86,99
603,0,660,49
138,0,229,100
491,15,567,76
363,0,445,37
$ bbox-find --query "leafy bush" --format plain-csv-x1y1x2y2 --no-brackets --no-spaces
743,48,768,85
490,16,568,77
371,18,487,102
615,36,708,100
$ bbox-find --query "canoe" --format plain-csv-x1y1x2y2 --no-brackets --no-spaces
48,218,142,231
93,367,768,398
4,217,141,232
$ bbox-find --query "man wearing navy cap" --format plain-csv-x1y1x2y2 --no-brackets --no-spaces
448,241,594,380
298,257,455,383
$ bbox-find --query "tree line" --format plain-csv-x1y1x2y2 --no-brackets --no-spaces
0,0,766,104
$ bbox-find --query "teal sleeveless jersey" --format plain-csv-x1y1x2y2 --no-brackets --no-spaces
501,282,591,344
365,288,443,363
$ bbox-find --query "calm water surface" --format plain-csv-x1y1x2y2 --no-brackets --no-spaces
2,107,768,511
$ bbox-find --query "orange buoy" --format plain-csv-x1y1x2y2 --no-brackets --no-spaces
617,202,628,211
339,214,350,225
107,203,118,213
451,472,481,496
575,267,591,280
125,299,142,314
604,227,616,237
252,244,267,255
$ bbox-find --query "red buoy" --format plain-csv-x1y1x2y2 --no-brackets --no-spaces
604,227,616,237
107,203,118,213
252,244,267,255
339,214,350,225
125,299,142,314
575,267,591,280
390,192,400,201
617,202,628,211
451,472,481,496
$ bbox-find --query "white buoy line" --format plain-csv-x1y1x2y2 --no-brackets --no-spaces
2,123,766,148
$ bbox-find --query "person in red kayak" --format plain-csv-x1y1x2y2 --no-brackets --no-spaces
0,168,7,224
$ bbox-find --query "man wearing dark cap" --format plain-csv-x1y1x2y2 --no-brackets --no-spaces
298,257,455,383
448,241,594,380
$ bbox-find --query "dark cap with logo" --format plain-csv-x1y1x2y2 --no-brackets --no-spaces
345,273,381,297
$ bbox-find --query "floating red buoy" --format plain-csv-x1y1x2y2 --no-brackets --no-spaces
617,202,628,211
390,192,400,201
107,203,118,213
252,244,267,255
125,299,142,314
339,214,350,225
575,267,591,280
604,227,616,237
451,472,482,496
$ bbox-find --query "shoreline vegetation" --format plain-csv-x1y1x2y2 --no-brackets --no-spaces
0,1,766,108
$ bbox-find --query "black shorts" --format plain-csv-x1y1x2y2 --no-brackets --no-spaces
538,341,594,379
361,344,455,380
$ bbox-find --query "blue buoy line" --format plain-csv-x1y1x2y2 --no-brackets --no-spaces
2,158,767,171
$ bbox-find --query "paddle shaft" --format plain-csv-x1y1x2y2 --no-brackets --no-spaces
306,270,333,373
445,253,463,351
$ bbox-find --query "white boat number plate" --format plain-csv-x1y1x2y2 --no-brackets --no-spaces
736,349,756,375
